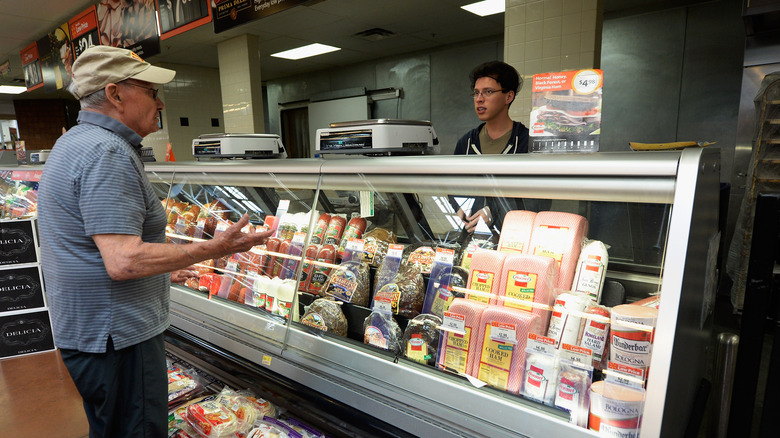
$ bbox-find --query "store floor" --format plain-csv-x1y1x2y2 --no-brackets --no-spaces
0,350,88,438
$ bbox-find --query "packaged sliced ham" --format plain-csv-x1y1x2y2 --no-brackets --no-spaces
571,239,609,303
402,314,442,366
546,292,590,348
466,249,508,305
528,211,588,291
497,253,557,334
470,306,542,394
497,210,537,254
437,298,489,376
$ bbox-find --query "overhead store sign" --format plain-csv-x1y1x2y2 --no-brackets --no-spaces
157,0,213,40
37,23,72,93
69,6,100,60
212,0,308,33
97,0,161,58
19,43,43,92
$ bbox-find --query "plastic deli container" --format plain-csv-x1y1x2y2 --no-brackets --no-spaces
610,304,657,370
589,381,645,435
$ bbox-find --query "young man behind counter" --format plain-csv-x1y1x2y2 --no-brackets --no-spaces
37,45,273,438
453,61,531,233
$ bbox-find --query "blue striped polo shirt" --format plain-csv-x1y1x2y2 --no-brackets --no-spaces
38,110,169,353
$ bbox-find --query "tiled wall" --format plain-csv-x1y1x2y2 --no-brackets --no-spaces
217,35,265,134
505,0,602,125
144,63,224,161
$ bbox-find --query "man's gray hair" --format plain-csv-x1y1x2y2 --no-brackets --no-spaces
67,81,108,109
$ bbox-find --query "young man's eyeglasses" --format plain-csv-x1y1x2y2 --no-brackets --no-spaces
122,82,159,100
471,89,506,99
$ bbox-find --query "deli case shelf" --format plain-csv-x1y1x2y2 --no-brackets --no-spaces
138,149,720,438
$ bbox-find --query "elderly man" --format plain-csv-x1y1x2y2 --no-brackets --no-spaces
37,45,272,437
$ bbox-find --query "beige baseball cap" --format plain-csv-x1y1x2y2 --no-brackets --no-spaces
70,45,176,99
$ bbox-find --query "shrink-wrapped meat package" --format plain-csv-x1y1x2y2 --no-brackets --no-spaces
300,298,348,337
437,298,489,375
571,239,609,303
528,211,588,290
466,249,508,304
469,306,542,394
363,308,403,353
402,314,442,366
497,253,557,334
497,210,537,254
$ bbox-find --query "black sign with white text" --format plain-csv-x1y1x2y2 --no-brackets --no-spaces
0,310,55,358
0,265,46,313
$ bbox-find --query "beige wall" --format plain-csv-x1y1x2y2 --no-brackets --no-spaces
504,0,602,126
144,63,224,161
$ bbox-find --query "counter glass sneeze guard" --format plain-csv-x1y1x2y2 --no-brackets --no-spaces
143,149,718,438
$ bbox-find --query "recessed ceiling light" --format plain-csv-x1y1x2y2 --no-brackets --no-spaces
271,43,341,60
0,85,26,94
461,0,505,17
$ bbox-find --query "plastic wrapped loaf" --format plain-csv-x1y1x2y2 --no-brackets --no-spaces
362,227,397,267
423,266,468,318
363,309,403,353
497,210,537,254
323,261,370,307
497,253,558,334
469,306,542,394
373,264,425,318
570,239,609,303
466,249,508,305
402,314,443,366
547,292,591,348
436,298,489,375
527,211,588,291
300,298,348,337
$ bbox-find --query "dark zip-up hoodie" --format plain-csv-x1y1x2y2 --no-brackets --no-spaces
453,121,529,155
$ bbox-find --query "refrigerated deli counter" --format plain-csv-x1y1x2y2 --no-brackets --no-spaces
8,148,720,437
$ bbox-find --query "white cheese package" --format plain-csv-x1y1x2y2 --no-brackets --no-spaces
528,211,588,291
578,304,611,370
547,292,590,348
436,298,489,376
497,210,537,254
466,249,508,305
570,239,609,303
497,253,558,334
521,334,559,405
469,306,542,394
554,359,593,429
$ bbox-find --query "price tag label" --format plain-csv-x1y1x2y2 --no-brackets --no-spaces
560,343,593,366
292,232,306,243
572,69,602,94
490,322,516,343
606,362,646,389
373,296,392,313
434,248,455,264
277,199,290,211
262,355,272,366
360,191,374,217
346,238,365,252
387,244,404,258
442,311,466,334
527,333,557,355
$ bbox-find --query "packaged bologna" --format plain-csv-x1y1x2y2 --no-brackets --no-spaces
322,215,347,246
497,210,537,254
466,249,508,305
337,216,368,258
570,239,609,303
437,298,489,376
309,213,331,245
469,306,541,394
521,334,559,405
306,244,337,295
589,380,645,435
527,211,588,290
497,253,557,334
610,304,657,371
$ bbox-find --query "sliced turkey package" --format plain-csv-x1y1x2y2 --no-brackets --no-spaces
497,253,558,334
469,306,542,394
465,249,508,305
527,211,588,291
497,210,537,254
436,298,489,376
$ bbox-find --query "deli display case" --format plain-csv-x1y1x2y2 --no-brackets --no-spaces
140,148,720,438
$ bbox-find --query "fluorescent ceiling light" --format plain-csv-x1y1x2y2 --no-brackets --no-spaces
0,85,26,94
271,43,341,60
461,0,505,17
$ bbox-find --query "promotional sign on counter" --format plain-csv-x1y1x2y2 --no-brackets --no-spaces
0,265,46,313
0,309,55,359
529,69,603,153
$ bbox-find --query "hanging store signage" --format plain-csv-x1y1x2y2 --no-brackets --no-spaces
97,0,161,58
529,69,604,153
157,0,212,40
0,309,55,358
37,23,73,93
19,43,43,92
69,6,100,60
0,60,10,77
211,0,308,34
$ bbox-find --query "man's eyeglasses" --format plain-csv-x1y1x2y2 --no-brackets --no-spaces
122,82,159,100
471,89,506,99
